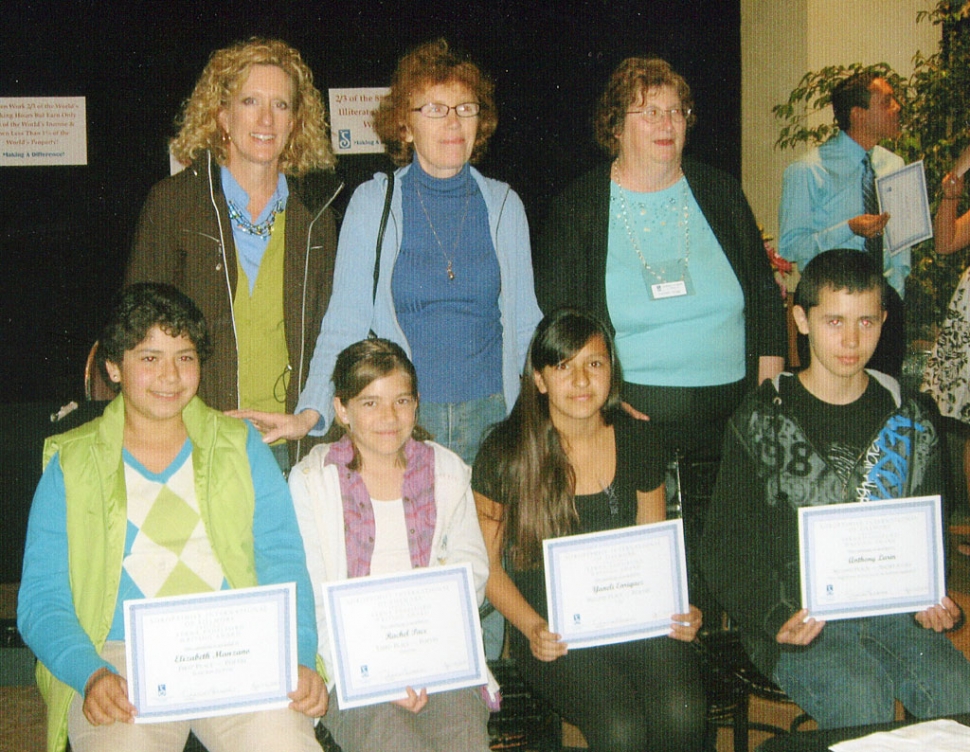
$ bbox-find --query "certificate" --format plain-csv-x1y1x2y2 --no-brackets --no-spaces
876,161,933,254
322,564,488,710
798,496,945,621
543,521,689,649
124,583,298,723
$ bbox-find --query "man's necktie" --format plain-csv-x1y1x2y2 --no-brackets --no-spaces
862,152,883,262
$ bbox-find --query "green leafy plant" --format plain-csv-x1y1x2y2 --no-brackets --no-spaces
773,0,970,344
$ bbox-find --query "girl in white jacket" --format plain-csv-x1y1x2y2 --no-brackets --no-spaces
289,338,491,752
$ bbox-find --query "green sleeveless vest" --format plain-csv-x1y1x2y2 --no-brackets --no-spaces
37,396,257,752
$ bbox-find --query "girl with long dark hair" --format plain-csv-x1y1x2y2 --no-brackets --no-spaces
473,309,706,752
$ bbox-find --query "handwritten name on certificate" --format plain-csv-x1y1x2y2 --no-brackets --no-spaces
798,496,945,621
322,564,488,710
124,584,298,723
543,521,689,649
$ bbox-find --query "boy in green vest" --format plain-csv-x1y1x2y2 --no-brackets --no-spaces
18,283,327,752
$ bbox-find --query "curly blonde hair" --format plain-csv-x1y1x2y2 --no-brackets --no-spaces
374,39,497,167
594,57,696,158
170,38,335,175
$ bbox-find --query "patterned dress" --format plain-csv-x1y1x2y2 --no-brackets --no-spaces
922,266,970,423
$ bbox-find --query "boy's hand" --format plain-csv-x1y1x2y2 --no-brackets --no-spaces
83,668,136,725
392,686,428,713
775,609,825,646
289,665,329,717
915,597,962,632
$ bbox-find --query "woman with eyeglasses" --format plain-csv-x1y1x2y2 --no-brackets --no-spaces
238,38,540,471
535,57,787,461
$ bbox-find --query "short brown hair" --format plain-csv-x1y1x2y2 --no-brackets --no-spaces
594,57,695,158
170,38,335,176
98,283,212,393
374,39,498,167
831,71,882,132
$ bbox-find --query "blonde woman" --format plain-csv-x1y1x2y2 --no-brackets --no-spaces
126,38,341,470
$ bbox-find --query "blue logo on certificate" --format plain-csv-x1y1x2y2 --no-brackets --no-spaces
338,130,351,149
359,665,369,678
157,684,166,697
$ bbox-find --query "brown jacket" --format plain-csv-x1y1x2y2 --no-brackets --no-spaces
126,152,341,423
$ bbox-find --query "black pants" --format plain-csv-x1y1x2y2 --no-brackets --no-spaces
511,635,707,752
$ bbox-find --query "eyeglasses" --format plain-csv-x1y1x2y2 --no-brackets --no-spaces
411,102,482,118
625,106,691,124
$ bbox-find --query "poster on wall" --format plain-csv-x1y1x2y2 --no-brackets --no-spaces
328,88,389,155
0,97,87,166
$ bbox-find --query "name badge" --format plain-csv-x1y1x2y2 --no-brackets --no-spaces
641,260,694,300
651,281,688,299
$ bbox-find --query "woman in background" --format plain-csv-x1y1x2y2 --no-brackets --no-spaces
535,57,786,460
289,338,492,752
126,38,341,470
473,309,705,752
238,38,541,467
922,143,970,554
923,143,970,420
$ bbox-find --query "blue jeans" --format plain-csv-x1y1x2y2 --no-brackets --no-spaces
269,442,291,476
419,393,507,659
773,614,970,728
418,393,506,466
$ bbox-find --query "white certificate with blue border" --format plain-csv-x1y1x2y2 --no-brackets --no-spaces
798,496,945,621
876,161,933,254
322,563,487,710
124,583,297,723
543,521,689,649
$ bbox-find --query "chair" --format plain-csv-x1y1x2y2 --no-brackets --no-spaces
669,451,812,750
83,341,115,402
486,659,561,751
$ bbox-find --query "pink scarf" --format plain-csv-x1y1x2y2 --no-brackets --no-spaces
324,436,436,578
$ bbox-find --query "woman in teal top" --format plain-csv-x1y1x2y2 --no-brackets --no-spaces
536,57,787,459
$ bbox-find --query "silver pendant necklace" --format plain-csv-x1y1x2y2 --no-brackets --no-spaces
415,182,471,281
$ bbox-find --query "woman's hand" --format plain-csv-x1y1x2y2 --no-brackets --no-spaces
228,409,319,442
669,604,702,642
620,401,650,421
953,144,970,181
288,665,329,717
82,668,136,725
775,609,824,646
757,356,785,385
935,163,970,254
915,596,962,632
529,620,568,662
392,686,429,713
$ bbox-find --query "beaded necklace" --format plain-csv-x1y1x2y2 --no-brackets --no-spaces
613,167,690,285
227,196,286,238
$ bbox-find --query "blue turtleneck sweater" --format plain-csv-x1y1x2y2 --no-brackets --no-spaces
392,158,502,403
